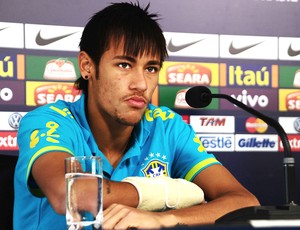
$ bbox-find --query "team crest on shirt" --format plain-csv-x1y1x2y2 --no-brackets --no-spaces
141,152,169,178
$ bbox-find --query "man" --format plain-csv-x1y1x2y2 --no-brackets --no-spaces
14,2,259,230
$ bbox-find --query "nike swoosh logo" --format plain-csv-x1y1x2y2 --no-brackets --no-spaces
288,43,300,57
229,41,263,55
0,27,8,32
167,38,205,52
35,30,77,46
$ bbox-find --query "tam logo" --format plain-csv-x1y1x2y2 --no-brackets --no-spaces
34,84,81,105
199,117,226,126
190,115,235,133
166,63,211,85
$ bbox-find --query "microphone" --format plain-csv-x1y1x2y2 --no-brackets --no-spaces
185,86,212,108
185,86,300,222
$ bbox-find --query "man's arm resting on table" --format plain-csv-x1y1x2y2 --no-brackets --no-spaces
103,177,139,209
32,151,204,214
31,152,139,214
159,164,260,226
32,151,259,226
105,164,259,226
103,164,260,229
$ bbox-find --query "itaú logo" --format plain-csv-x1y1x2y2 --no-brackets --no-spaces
166,63,211,85
34,84,81,105
245,117,268,133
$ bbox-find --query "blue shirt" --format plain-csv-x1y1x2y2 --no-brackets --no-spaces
14,94,220,230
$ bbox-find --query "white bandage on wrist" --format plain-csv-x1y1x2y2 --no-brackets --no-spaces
122,176,204,211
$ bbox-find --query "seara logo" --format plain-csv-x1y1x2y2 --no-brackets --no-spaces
245,117,268,133
286,91,300,111
34,84,81,105
166,63,211,85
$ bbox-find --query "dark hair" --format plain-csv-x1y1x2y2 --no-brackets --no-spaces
75,2,168,93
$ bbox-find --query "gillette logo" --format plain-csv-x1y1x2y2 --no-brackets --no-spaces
236,134,278,151
239,138,275,147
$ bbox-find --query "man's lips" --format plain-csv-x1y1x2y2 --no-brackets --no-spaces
126,96,147,109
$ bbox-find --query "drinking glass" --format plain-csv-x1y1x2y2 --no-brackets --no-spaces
65,156,102,230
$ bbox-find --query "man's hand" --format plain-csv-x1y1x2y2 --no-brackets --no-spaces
103,203,177,230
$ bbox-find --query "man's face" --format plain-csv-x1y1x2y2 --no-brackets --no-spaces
88,43,162,126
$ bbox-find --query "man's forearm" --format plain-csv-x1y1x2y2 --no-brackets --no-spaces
103,179,139,209
162,191,260,226
103,176,205,212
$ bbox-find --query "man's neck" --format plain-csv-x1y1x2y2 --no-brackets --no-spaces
86,106,134,168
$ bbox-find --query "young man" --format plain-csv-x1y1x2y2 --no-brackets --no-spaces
14,2,259,230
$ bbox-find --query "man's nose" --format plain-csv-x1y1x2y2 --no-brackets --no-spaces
129,69,147,91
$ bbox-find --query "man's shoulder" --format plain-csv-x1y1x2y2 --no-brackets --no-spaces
22,100,72,122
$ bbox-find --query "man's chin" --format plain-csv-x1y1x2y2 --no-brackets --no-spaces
114,108,146,126
117,119,140,126
117,114,143,126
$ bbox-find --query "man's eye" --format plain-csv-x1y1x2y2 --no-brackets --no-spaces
118,63,130,69
147,66,159,73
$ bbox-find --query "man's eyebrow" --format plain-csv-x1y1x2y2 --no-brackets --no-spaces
113,55,136,63
113,55,161,66
148,60,162,67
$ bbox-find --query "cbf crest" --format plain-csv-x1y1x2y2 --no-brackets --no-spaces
141,152,169,178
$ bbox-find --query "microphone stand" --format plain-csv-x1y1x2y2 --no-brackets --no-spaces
214,93,296,205
212,93,300,223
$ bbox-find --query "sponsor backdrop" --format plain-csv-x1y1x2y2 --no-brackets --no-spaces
1,0,300,206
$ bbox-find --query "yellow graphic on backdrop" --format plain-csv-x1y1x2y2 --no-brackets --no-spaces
279,89,300,111
159,61,219,86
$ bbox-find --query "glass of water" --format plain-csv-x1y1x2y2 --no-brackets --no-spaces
65,156,102,230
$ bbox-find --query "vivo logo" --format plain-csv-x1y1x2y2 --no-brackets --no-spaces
231,90,269,107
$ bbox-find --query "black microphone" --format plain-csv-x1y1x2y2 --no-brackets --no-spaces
185,86,300,222
185,86,213,108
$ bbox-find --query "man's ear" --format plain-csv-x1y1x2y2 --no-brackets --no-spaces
78,51,94,77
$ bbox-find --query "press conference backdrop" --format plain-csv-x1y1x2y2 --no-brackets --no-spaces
1,0,300,206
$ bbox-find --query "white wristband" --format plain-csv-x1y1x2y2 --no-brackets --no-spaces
122,176,204,211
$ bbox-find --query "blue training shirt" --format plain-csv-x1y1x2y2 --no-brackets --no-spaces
14,94,220,230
